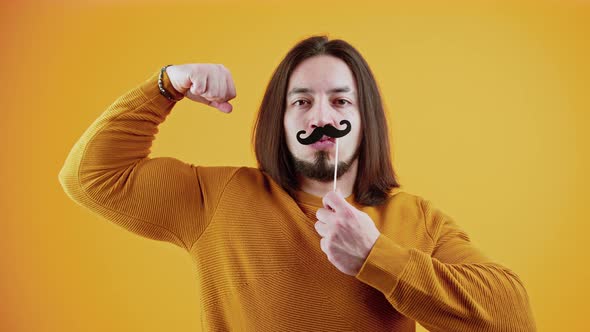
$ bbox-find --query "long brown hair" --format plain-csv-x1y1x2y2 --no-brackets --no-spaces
252,35,400,206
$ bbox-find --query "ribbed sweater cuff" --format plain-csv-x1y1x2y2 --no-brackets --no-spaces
355,234,412,296
139,68,185,112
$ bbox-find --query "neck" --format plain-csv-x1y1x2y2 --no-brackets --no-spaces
297,158,358,198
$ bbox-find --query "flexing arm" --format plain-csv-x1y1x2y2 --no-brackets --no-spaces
58,64,238,251
355,198,536,331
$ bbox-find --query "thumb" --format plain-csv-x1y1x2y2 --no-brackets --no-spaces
185,89,233,113
210,101,233,113
323,190,348,212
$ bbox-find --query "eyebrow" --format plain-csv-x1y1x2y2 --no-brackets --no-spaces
287,86,352,97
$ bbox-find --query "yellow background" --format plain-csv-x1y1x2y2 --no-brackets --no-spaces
1,0,588,331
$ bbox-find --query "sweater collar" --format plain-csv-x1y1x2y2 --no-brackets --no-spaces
293,187,404,209
293,189,357,208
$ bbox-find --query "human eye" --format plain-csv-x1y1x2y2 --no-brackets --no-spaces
334,98,351,106
293,99,309,106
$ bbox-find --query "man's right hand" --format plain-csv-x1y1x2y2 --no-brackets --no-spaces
166,64,237,113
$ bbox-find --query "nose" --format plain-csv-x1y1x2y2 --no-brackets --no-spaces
309,98,336,129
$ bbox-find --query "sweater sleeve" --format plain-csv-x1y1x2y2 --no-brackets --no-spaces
355,198,536,331
58,69,238,251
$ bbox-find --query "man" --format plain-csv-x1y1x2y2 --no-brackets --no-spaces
59,36,536,331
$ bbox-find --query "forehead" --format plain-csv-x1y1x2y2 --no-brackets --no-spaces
287,55,356,91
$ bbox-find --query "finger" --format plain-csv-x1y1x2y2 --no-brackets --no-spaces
190,73,207,96
219,65,235,100
316,208,335,223
314,220,329,237
322,191,348,212
225,69,236,100
320,238,328,253
203,71,220,100
216,66,228,101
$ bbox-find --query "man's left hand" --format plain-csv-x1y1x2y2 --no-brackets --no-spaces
314,191,381,276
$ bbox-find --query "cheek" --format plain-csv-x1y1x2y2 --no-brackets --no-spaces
349,115,362,145
283,124,293,143
345,131,362,152
284,112,304,139
354,124,362,141
283,117,297,149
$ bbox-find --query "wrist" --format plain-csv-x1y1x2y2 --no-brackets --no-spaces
158,65,184,102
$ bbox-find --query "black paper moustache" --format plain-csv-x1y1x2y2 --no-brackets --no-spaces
296,120,352,145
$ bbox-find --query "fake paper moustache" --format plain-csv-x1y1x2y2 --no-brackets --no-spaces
296,120,352,145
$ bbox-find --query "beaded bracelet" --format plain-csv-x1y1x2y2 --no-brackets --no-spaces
158,64,183,102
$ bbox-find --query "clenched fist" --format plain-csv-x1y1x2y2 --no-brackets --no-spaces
166,64,237,113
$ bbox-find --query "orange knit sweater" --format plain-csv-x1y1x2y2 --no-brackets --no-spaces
58,70,536,331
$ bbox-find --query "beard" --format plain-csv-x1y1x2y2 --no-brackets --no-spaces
292,147,360,182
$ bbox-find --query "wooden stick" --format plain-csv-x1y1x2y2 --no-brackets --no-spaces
333,138,339,192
